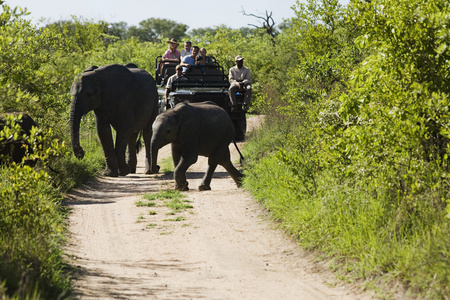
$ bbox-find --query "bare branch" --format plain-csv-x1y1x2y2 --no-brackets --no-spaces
240,7,276,38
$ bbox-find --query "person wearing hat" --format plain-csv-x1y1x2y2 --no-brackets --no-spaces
228,55,252,111
162,38,181,61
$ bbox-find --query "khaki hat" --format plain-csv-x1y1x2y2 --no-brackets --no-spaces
235,55,244,61
167,38,179,45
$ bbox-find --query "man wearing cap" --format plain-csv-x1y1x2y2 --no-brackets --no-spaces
162,38,181,61
228,55,252,111
165,64,187,108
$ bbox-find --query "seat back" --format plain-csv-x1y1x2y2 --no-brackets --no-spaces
160,63,177,86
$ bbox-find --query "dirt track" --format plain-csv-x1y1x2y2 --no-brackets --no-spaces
65,116,373,299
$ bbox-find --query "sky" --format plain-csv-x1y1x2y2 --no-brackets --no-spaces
6,0,305,30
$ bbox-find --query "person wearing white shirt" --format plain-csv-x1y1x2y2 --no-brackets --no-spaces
180,41,192,59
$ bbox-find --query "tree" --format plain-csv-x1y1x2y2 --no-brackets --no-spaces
107,21,128,40
43,18,110,52
0,0,29,26
188,26,227,37
241,8,278,38
128,18,187,42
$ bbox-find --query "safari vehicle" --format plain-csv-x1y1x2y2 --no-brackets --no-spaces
155,56,247,141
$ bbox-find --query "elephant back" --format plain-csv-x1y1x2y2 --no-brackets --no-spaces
125,65,158,110
178,102,235,143
97,64,136,103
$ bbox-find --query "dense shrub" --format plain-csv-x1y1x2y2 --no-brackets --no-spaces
0,165,70,299
1,0,449,298
243,0,450,298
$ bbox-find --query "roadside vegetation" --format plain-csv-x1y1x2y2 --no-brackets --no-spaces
243,0,450,298
0,0,448,298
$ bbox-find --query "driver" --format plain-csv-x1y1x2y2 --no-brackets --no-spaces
228,55,252,112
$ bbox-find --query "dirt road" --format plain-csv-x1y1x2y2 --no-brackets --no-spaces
65,116,372,299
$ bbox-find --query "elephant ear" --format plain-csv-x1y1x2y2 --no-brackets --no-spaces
83,65,98,73
124,63,139,69
176,103,200,143
98,64,135,105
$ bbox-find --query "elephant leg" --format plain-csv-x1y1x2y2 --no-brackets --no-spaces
221,160,244,187
171,144,182,168
115,130,131,176
143,126,153,174
127,132,139,173
199,159,218,191
217,148,243,187
174,154,197,191
145,109,158,174
96,119,118,177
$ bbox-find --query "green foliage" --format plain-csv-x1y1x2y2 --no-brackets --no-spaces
188,26,226,37
51,130,105,193
1,0,449,297
0,165,71,299
0,6,110,296
243,0,450,298
0,18,64,114
127,18,188,42
192,27,284,113
245,151,449,298
44,18,110,53
94,39,165,74
0,0,29,26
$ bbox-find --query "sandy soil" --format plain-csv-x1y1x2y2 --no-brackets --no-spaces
65,116,374,300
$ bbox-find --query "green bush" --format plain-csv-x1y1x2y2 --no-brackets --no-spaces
244,116,450,298
244,0,450,297
0,165,70,299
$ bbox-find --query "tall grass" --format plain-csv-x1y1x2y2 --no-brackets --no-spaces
0,128,105,299
243,115,450,299
52,127,105,193
0,165,70,299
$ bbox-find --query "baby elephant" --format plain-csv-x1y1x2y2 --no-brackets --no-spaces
150,101,243,191
0,113,39,166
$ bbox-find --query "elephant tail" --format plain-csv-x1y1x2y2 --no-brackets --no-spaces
233,139,245,164
136,131,143,153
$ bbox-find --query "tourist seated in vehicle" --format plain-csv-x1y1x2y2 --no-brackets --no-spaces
180,41,192,60
180,46,200,72
228,55,252,112
197,48,214,66
165,64,188,108
162,38,181,62
195,47,214,74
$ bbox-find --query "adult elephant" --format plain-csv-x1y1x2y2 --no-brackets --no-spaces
0,112,39,166
150,101,243,191
70,63,158,177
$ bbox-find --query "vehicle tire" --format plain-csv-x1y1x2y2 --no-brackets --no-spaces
232,111,247,142
158,96,166,114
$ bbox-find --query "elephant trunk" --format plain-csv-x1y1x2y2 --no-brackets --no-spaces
150,138,160,173
70,97,85,160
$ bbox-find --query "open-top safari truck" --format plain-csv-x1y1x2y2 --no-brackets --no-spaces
155,56,247,141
